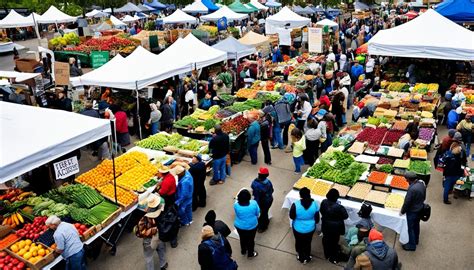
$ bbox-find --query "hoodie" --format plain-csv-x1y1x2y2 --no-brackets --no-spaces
251,178,274,205
203,210,231,238
365,240,398,270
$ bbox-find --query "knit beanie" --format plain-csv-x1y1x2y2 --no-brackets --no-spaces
368,229,384,242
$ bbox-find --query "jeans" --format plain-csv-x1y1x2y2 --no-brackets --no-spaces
150,122,160,135
212,156,227,182
249,143,259,165
272,124,284,149
443,175,459,202
143,238,167,270
293,156,304,172
236,227,257,257
261,139,271,164
405,211,421,250
178,200,192,225
65,248,87,270
293,228,315,262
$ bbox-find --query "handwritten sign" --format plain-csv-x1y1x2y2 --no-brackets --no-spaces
54,61,70,86
53,156,79,180
90,51,109,69
308,28,323,53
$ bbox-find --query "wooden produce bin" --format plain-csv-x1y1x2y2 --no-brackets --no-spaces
6,239,55,270
100,208,122,229
80,225,98,242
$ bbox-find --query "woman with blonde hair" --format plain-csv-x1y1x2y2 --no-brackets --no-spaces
148,102,162,135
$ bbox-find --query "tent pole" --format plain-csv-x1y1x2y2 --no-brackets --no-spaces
109,122,118,205
136,82,142,140
31,12,41,46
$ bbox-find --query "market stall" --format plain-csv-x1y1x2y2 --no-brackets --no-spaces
162,9,198,25
182,1,209,14
36,6,76,24
200,6,248,22
212,36,256,60
265,6,311,34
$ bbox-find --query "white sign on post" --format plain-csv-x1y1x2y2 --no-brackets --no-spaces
53,156,80,180
277,28,292,46
308,27,323,53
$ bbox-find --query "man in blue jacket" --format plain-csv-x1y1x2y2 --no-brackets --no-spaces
174,165,194,226
247,116,261,165
251,167,274,233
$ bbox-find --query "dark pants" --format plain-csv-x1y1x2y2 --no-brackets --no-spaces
66,248,87,270
248,143,259,165
236,227,257,257
296,119,306,130
303,139,320,165
406,211,421,250
192,179,206,211
257,200,273,231
293,229,314,262
322,232,340,261
261,139,271,164
282,121,291,146
444,175,459,202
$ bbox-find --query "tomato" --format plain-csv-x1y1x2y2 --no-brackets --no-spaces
0,252,6,258
74,223,81,229
80,225,87,230
17,263,24,269
7,263,13,268
11,260,17,265
34,234,39,239
0,264,4,269
12,267,17,270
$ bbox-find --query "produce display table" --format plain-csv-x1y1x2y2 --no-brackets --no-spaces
282,190,409,244
42,204,138,270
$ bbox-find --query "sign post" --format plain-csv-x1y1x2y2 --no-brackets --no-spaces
53,156,80,180
308,28,323,53
54,61,70,86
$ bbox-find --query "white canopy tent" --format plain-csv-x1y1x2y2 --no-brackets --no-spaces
37,6,76,24
368,9,474,61
109,15,127,27
201,6,248,22
85,9,109,18
115,2,142,13
0,10,36,28
183,1,209,14
0,102,111,183
212,36,256,59
0,71,40,82
316,19,338,27
265,6,310,34
163,9,198,24
265,1,282,7
122,15,138,23
250,0,268,11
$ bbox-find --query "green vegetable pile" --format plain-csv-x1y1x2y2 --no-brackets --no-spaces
182,140,201,151
62,184,104,208
143,178,158,189
244,99,263,109
307,161,332,178
333,162,369,186
32,199,69,217
136,133,169,150
219,94,235,102
408,160,431,175
69,200,119,226
322,169,340,182
256,93,281,103
333,151,355,170
174,116,199,128
227,102,253,112
367,117,380,126
203,118,220,130
378,164,393,173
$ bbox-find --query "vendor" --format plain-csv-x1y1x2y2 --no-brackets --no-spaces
46,216,86,270
405,116,420,140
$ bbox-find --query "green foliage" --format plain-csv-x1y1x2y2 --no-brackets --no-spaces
321,0,341,7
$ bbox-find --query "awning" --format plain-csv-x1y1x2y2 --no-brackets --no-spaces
435,0,474,23
0,10,36,28
239,31,270,47
316,19,338,27
122,15,138,23
37,6,76,24
212,36,256,59
229,0,256,14
109,15,127,27
200,6,248,22
250,0,269,11
163,9,198,24
115,2,142,13
0,102,111,183
183,1,209,14
0,71,40,82
265,6,310,33
85,9,109,18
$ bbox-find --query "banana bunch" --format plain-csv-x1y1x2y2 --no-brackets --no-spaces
2,212,25,227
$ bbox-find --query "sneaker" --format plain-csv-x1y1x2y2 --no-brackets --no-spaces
402,244,416,251
209,181,218,186
218,181,224,185
248,251,258,258
160,263,168,270
443,200,452,205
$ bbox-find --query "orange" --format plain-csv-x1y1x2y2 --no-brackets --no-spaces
23,252,32,260
38,249,45,256
25,239,32,245
10,244,19,253
29,257,38,264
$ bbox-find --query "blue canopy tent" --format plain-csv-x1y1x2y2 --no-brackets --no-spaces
202,0,219,12
436,0,474,23
265,1,282,8
143,0,166,9
312,6,325,14
166,4,176,10
326,7,341,16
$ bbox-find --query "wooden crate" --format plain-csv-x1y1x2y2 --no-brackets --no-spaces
80,225,97,242
100,208,122,229
6,239,55,270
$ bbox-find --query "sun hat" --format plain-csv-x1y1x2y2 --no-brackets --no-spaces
172,165,185,175
145,194,164,218
159,166,170,174
258,167,269,175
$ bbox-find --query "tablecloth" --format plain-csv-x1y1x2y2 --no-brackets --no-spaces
282,190,409,244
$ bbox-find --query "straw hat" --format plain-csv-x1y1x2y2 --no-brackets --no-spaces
171,165,185,176
158,166,170,174
145,193,164,218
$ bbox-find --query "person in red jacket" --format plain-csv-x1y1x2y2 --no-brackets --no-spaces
110,104,130,148
157,167,177,210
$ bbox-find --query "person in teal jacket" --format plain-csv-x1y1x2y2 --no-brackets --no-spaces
174,166,194,226
247,116,261,165
289,187,320,264
234,189,260,258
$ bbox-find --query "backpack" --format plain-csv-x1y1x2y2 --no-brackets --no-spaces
203,235,238,270
420,203,431,222
157,205,180,242
134,216,157,239
436,150,455,172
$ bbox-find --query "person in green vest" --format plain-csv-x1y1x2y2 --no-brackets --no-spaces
217,67,233,90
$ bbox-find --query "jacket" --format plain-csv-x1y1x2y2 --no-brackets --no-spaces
209,133,230,159
247,121,261,146
364,240,398,270
400,180,426,214
274,100,291,124
290,200,319,233
175,171,194,206
320,199,349,235
443,150,466,177
198,234,232,270
160,104,174,124
234,200,260,230
114,111,128,133
189,161,207,188
251,178,274,205
260,117,271,141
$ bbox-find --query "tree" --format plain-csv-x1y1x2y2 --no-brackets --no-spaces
70,0,93,16
321,0,341,8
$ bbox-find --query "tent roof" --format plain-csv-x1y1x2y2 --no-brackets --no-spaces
293,5,304,14
85,9,109,18
0,102,111,183
250,0,268,11
138,4,155,11
116,2,142,13
312,6,325,13
316,18,338,27
239,31,270,46
302,6,316,14
368,9,474,61
183,1,209,14
0,71,40,82
94,21,113,31
202,0,219,12
244,3,259,12
212,36,256,59
266,6,310,28
265,1,282,7
201,6,248,22
109,15,127,26
38,6,76,23
144,0,166,9
355,1,370,11
0,10,36,28
122,14,138,23
163,9,198,24
435,0,474,23
229,1,256,14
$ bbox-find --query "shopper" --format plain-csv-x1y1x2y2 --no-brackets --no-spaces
447,106,462,130
354,229,399,270
198,225,237,270
148,103,162,135
331,91,346,128
442,138,466,204
251,167,274,232
182,85,194,117
320,188,349,264
405,115,420,140
46,215,86,270
160,99,174,133
157,167,176,209
289,187,320,264
203,210,231,238
199,93,214,110
456,114,473,157
137,194,168,270
174,166,194,226
110,104,130,148
189,154,207,211
356,203,374,230
400,171,426,251
247,116,261,165
291,128,306,173
57,90,72,112
260,111,272,165
303,118,321,165
274,96,292,148
294,93,312,130
209,124,230,185
234,189,260,258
